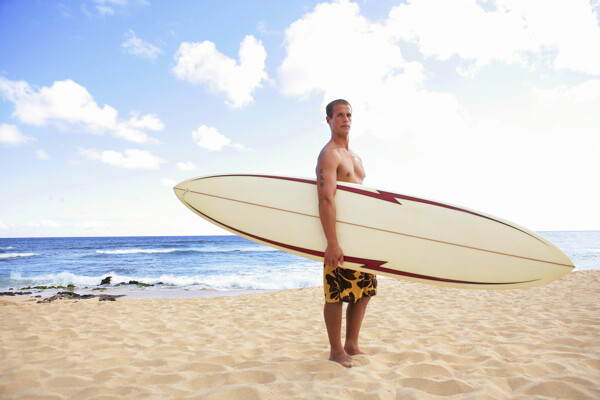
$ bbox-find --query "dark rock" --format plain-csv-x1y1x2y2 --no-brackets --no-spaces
100,276,112,285
37,291,125,303
0,291,32,296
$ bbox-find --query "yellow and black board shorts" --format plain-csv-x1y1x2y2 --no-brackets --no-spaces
324,264,377,303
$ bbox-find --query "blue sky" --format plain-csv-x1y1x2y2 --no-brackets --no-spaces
1,0,599,238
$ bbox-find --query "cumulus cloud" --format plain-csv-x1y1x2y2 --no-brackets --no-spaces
0,123,32,144
173,35,269,108
121,29,163,59
279,0,600,144
192,125,245,151
0,77,163,143
278,0,470,143
388,0,600,75
535,79,600,104
80,148,165,169
176,161,197,171
528,79,600,140
91,0,149,17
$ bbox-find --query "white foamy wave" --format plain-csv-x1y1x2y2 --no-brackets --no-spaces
9,271,103,287
0,253,38,259
235,246,279,252
97,248,177,255
0,246,16,250
189,245,279,253
5,261,323,292
96,246,279,255
139,271,321,291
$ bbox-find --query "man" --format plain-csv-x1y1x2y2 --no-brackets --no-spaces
316,99,377,368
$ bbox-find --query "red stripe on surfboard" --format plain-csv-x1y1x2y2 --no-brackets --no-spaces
181,199,539,287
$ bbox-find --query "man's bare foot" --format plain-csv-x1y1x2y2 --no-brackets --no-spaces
329,350,353,368
344,345,367,356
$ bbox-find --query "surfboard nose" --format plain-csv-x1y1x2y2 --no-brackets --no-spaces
173,180,191,202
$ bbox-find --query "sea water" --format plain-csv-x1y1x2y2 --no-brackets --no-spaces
0,232,598,295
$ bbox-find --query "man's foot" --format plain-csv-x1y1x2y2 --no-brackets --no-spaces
344,345,368,356
329,349,353,368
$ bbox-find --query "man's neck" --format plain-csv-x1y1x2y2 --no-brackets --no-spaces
331,136,349,150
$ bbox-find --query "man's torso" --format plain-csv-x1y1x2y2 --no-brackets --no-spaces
329,143,365,185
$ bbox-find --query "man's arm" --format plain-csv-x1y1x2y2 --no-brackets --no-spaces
316,149,344,268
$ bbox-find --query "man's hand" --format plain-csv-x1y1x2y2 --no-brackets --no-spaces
325,243,344,268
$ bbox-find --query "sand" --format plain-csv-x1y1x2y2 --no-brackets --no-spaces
1,270,599,399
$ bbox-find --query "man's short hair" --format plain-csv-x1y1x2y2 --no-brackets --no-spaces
326,99,351,118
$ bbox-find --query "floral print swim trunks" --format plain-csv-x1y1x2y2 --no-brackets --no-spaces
323,264,377,303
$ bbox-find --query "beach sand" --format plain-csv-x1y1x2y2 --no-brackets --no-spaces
1,270,599,399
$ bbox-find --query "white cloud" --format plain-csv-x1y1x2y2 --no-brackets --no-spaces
161,178,176,187
125,111,164,131
26,220,64,229
0,123,32,144
278,0,470,142
192,125,245,151
92,0,149,17
35,149,50,160
114,112,164,143
172,35,269,108
387,0,600,75
535,79,600,104
0,77,163,143
176,161,197,171
122,29,163,59
23,219,109,230
0,220,8,229
80,148,165,169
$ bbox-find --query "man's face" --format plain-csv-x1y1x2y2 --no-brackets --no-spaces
327,104,352,135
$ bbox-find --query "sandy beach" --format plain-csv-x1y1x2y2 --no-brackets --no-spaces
1,270,599,399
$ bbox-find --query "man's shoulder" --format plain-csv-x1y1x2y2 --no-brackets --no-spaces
319,142,342,157
317,143,341,165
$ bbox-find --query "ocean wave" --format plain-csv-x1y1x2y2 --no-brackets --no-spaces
0,253,38,259
8,271,104,287
96,249,177,255
95,246,279,255
5,264,322,291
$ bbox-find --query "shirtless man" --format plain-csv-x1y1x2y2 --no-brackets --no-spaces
316,99,377,368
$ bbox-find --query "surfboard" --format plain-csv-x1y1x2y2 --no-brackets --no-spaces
173,174,574,289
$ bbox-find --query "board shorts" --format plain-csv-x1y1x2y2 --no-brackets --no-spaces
324,264,377,303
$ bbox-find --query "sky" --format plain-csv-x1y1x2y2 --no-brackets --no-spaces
1,0,599,238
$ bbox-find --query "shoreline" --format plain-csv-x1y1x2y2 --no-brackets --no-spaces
3,267,597,300
1,270,599,399
1,285,276,299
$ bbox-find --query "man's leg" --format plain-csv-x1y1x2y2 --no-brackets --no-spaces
324,302,352,367
344,296,370,355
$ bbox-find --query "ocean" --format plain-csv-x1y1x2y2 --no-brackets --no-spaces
1,232,598,296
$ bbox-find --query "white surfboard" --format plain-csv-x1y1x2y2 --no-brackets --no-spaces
173,174,573,289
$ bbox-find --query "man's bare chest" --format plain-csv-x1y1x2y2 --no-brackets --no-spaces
337,153,365,183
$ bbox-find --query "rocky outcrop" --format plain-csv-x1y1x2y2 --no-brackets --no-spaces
0,291,33,296
37,291,125,303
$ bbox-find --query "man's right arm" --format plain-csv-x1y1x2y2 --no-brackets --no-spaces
316,149,344,268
